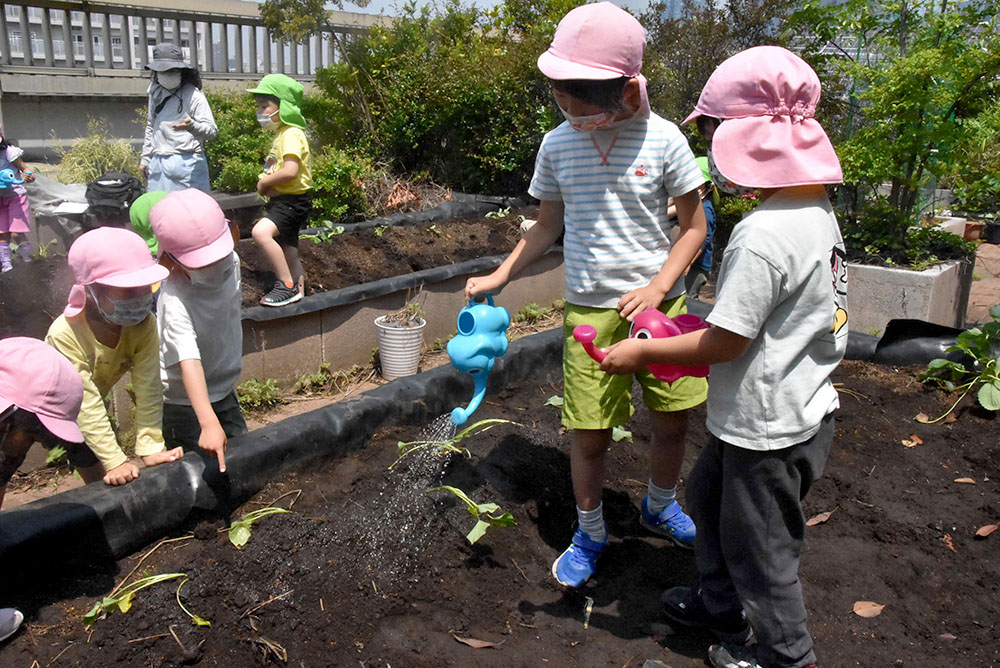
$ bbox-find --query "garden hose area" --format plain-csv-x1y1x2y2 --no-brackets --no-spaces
0,314,965,578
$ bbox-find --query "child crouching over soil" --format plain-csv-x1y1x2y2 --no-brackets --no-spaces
467,2,708,589
46,227,182,486
151,189,246,472
248,74,313,307
0,337,88,642
600,47,849,668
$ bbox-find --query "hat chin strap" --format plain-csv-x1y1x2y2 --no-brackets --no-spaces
636,74,651,119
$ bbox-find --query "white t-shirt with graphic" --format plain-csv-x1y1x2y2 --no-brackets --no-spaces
528,113,704,308
706,190,849,450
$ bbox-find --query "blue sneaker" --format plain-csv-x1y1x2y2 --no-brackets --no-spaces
640,497,696,549
551,527,608,588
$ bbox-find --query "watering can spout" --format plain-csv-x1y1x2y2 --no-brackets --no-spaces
447,296,510,426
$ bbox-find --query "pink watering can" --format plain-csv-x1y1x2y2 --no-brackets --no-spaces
573,309,710,383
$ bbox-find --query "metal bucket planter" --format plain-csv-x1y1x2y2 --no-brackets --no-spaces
374,316,427,380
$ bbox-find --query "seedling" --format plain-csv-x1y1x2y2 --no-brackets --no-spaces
228,506,292,549
921,305,1000,421
390,418,519,470
426,485,516,544
426,224,443,237
374,225,389,237
176,578,212,627
485,206,511,219
299,220,345,244
83,572,187,625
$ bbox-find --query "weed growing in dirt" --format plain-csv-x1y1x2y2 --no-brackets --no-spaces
426,224,444,237
228,507,293,549
380,290,427,328
374,225,389,237
921,305,1000,420
293,363,373,396
83,573,187,625
300,220,346,244
485,206,511,219
390,418,519,470
426,485,516,544
236,379,284,411
514,302,552,325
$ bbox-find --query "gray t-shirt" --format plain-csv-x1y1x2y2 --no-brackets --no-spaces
706,190,849,450
158,252,243,405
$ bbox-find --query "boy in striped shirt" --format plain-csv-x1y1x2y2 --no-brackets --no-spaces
466,2,707,588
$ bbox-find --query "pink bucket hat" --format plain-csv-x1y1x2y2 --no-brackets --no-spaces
537,1,651,118
150,189,233,269
0,337,84,443
682,46,843,189
64,227,170,317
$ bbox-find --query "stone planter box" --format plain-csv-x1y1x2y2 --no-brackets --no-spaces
239,250,565,386
847,259,974,335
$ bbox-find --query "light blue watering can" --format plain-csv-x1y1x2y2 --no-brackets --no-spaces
0,168,24,192
446,295,511,426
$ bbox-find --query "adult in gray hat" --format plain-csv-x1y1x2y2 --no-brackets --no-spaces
140,43,217,193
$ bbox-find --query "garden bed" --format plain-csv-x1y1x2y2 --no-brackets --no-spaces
4,359,997,667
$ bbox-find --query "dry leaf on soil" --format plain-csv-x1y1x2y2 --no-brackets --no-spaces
943,413,958,424
901,434,924,448
853,601,885,618
939,633,957,641
453,635,501,649
942,533,957,553
806,508,837,527
975,524,998,538
954,478,976,484
914,412,930,423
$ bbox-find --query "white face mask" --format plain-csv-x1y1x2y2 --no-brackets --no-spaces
706,150,756,197
157,71,183,90
257,111,279,130
89,286,153,327
559,107,634,133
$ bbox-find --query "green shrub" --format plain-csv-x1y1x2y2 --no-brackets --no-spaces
204,91,272,193
56,118,140,184
236,378,284,411
310,146,372,219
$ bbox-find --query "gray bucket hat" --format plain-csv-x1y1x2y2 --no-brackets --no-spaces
144,43,192,71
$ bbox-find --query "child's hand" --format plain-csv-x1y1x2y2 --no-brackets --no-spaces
255,179,274,198
22,169,35,183
199,423,228,473
600,338,646,375
140,164,150,180
465,274,505,301
618,285,667,322
141,447,184,467
103,461,140,486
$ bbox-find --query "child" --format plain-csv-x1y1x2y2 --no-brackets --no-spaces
247,73,313,307
140,43,217,193
1,336,87,642
684,157,718,299
466,2,709,588
600,46,849,668
150,189,245,472
129,191,168,255
0,124,36,272
45,227,182,486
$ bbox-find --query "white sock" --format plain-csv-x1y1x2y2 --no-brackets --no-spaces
577,503,607,543
646,479,677,515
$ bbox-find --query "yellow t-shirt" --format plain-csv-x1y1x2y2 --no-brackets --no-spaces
45,314,165,471
263,124,312,195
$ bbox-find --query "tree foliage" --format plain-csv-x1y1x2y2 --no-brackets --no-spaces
260,0,370,44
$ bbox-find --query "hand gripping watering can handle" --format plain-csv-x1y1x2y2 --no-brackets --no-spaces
572,325,607,364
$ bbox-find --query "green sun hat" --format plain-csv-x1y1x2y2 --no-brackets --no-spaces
696,156,721,209
129,191,168,255
247,73,306,130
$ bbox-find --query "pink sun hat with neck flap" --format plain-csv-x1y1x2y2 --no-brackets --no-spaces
64,227,170,318
0,337,85,443
150,189,233,269
682,45,843,189
537,1,651,118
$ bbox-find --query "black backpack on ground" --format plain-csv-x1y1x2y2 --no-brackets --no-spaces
86,172,145,226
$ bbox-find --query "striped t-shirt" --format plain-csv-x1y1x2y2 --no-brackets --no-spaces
528,112,704,308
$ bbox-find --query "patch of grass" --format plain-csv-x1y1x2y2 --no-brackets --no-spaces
236,378,284,411
514,302,551,325
293,364,371,396
56,118,141,184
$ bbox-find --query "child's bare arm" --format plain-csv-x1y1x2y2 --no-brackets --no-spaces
618,189,706,320
600,325,751,375
12,158,34,183
257,155,300,196
178,359,227,472
465,199,564,299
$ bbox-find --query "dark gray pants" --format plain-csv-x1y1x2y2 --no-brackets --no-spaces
162,391,248,451
687,412,834,668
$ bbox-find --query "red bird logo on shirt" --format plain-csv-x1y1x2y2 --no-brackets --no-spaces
635,165,649,177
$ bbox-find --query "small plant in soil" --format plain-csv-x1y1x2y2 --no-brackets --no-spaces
920,305,1000,421
228,506,293,549
176,578,212,627
485,206,511,219
236,378,284,411
380,291,426,328
83,572,187,625
299,219,345,244
390,418,519,470
374,224,389,237
426,485,516,544
514,302,552,325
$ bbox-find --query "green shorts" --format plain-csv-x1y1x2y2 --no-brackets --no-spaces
562,296,708,430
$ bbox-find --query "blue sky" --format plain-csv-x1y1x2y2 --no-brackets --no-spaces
339,0,650,17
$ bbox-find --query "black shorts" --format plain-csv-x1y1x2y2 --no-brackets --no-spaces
261,193,312,248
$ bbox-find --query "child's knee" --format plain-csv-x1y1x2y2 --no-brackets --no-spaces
251,218,278,242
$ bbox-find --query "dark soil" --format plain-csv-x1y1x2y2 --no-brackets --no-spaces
239,208,532,308
5,359,999,667
0,255,74,339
